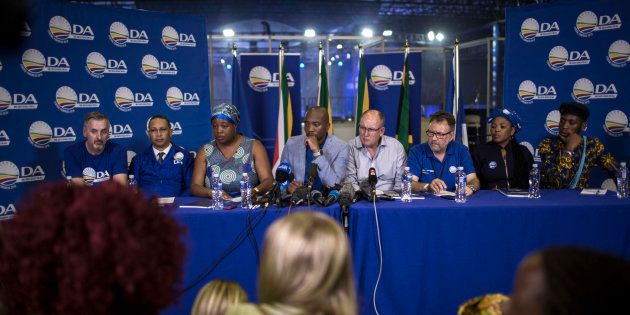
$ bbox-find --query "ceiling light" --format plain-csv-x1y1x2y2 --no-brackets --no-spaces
361,28,373,38
220,58,225,64
222,29,234,37
382,30,393,36
336,44,343,49
304,29,316,37
427,31,435,41
436,32,445,41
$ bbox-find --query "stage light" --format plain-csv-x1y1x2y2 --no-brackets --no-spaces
436,32,445,41
220,58,225,64
361,28,373,38
304,29,316,37
336,44,343,49
299,62,305,68
226,64,232,70
427,31,435,41
346,53,351,59
327,61,332,66
222,29,234,37
383,30,393,36
331,56,336,61
337,61,343,67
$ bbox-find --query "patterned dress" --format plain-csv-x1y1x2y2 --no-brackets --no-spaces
203,137,259,194
538,136,617,189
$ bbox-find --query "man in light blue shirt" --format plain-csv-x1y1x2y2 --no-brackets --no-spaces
345,109,406,191
408,111,480,195
280,107,349,193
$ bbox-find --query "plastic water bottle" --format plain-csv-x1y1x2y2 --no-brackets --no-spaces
617,162,628,199
240,172,252,208
212,173,223,210
528,163,541,199
455,166,467,203
401,166,412,202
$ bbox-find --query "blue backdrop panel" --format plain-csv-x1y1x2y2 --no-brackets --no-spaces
239,53,302,159
0,2,211,219
364,52,422,145
504,0,630,187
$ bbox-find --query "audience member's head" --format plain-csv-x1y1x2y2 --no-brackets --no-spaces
192,279,248,315
459,293,509,315
505,246,630,315
0,181,186,315
258,211,357,315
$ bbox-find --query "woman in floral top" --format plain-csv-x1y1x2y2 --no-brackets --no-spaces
538,102,617,189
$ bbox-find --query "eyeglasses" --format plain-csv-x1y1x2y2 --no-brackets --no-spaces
426,130,452,139
359,126,382,134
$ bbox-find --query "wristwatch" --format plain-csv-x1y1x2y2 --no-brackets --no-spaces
423,183,430,191
467,185,478,193
253,187,260,194
313,150,322,157
564,150,574,157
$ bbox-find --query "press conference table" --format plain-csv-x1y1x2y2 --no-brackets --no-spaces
162,190,630,315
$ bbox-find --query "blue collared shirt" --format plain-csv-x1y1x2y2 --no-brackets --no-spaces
407,141,475,191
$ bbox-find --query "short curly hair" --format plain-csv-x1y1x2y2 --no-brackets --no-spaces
0,181,187,315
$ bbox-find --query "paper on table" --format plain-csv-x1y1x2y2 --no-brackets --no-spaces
158,197,175,204
434,190,455,197
580,189,607,195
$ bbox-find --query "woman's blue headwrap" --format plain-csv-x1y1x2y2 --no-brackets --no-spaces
211,103,240,126
488,108,522,133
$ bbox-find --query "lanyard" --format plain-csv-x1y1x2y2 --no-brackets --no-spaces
430,157,446,180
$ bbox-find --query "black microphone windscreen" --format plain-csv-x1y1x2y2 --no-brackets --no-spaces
309,163,318,179
276,170,289,183
368,167,377,186
339,183,355,206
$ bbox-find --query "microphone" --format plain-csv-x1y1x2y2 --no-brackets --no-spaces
306,163,318,191
368,167,377,200
311,189,324,206
264,162,292,205
339,183,355,234
322,189,339,206
291,186,309,206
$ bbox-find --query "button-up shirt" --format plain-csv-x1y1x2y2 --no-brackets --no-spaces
345,135,406,191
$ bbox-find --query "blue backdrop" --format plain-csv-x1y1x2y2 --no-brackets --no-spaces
0,2,211,219
504,0,630,187
364,52,423,145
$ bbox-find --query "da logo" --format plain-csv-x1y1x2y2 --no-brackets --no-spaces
0,86,38,115
28,121,76,148
141,54,177,78
109,21,148,47
171,122,183,135
165,87,200,110
21,21,31,37
517,80,557,104
48,16,94,43
114,87,153,112
55,86,100,113
0,130,10,146
575,11,622,37
82,167,110,186
603,110,628,137
109,123,134,139
0,203,16,219
572,78,617,104
520,18,559,42
248,66,272,92
0,161,46,190
85,52,128,78
369,65,392,90
607,40,630,67
547,46,590,70
161,26,196,50
544,110,561,135
21,49,70,77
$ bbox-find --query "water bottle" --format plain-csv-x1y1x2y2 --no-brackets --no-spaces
212,173,223,210
617,162,628,198
240,172,252,208
455,166,467,203
528,163,541,199
401,166,412,202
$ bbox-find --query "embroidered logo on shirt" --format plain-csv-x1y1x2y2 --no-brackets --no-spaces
449,166,457,173
489,161,497,169
173,152,184,164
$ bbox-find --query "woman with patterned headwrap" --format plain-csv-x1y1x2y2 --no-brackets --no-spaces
191,103,273,198
537,102,617,189
471,108,534,190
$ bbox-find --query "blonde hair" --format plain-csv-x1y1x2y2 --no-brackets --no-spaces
258,211,357,315
191,280,248,315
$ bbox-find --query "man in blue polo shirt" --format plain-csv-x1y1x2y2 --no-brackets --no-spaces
64,111,128,186
130,115,193,197
408,111,480,195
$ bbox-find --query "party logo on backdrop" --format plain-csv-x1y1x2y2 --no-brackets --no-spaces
141,54,178,78
108,122,134,139
575,11,622,37
21,49,70,77
27,121,76,148
165,87,199,110
0,161,46,190
48,16,94,43
544,110,561,135
547,46,590,70
607,40,630,67
0,87,38,115
603,110,628,137
520,18,559,42
55,86,100,113
114,87,154,111
0,130,10,146
571,78,617,104
85,52,128,78
161,26,196,50
0,204,16,219
517,80,557,104
247,66,296,92
369,65,415,91
109,22,149,47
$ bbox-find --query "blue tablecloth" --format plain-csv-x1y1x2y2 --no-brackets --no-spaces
349,189,630,315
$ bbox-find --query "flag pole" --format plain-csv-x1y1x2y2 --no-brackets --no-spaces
453,38,460,122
